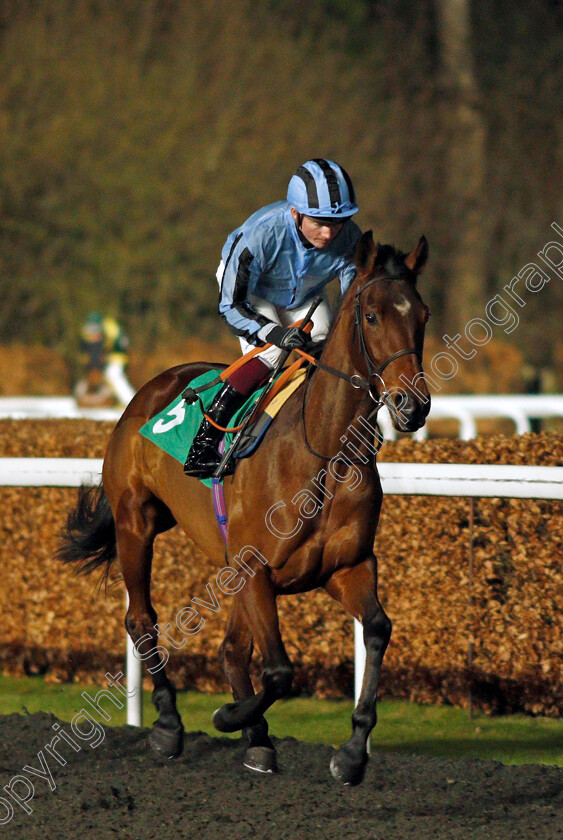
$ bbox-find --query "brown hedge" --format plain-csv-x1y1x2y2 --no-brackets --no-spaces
1,420,562,716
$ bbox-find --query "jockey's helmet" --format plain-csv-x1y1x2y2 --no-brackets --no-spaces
82,311,104,341
287,159,358,219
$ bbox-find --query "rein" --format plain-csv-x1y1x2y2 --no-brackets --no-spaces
299,273,421,461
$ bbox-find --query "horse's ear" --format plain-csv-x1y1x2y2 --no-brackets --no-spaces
354,230,377,275
405,235,428,276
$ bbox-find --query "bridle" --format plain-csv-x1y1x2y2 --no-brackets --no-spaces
300,273,422,461
352,274,421,398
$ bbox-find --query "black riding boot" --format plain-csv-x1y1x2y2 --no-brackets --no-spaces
183,383,245,478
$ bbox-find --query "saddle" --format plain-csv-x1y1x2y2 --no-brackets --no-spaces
230,364,307,459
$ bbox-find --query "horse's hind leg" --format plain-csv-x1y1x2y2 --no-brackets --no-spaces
218,598,278,774
115,489,184,757
325,556,391,786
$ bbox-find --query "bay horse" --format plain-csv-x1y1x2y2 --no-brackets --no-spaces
57,231,430,785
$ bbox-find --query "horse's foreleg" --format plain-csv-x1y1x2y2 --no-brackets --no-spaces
325,557,391,786
213,567,292,744
218,598,278,773
116,491,184,758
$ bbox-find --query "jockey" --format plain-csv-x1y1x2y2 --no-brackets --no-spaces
184,158,362,477
77,312,135,407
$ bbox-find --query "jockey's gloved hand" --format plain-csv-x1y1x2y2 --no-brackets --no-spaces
268,325,310,350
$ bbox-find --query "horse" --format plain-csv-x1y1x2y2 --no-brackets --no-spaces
57,230,431,785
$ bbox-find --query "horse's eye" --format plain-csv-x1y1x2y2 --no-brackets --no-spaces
365,312,378,325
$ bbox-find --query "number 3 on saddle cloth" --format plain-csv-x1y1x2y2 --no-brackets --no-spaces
139,365,307,539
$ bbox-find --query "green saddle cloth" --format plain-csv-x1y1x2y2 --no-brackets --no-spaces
138,370,272,487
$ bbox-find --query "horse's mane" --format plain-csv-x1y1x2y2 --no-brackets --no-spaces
372,243,409,279
321,241,409,346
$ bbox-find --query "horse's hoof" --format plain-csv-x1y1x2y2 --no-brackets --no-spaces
149,723,184,758
330,749,368,786
243,746,278,775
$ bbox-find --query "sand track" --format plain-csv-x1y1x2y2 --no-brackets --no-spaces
0,713,561,839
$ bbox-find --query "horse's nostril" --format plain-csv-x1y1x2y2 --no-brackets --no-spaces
390,393,430,431
394,394,416,416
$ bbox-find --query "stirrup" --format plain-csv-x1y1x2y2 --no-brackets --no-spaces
184,462,214,478
184,455,233,479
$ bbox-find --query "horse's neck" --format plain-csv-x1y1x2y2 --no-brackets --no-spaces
305,307,374,452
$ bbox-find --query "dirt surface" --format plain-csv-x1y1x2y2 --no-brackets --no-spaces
0,713,561,839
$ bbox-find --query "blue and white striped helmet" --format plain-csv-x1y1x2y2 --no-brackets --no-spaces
287,159,358,219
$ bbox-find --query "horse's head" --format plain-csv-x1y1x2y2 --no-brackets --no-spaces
350,230,431,432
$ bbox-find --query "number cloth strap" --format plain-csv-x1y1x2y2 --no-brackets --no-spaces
212,439,229,544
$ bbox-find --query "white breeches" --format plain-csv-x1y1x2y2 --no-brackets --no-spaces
104,361,136,406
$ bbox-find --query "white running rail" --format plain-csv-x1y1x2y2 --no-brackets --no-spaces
0,396,121,421
377,394,563,440
1,394,563,440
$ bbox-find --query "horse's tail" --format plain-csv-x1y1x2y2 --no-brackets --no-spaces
56,483,116,582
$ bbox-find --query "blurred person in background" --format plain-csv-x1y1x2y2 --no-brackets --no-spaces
75,312,135,407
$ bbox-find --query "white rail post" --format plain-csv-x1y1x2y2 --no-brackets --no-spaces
354,619,365,705
125,593,143,727
354,618,371,753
